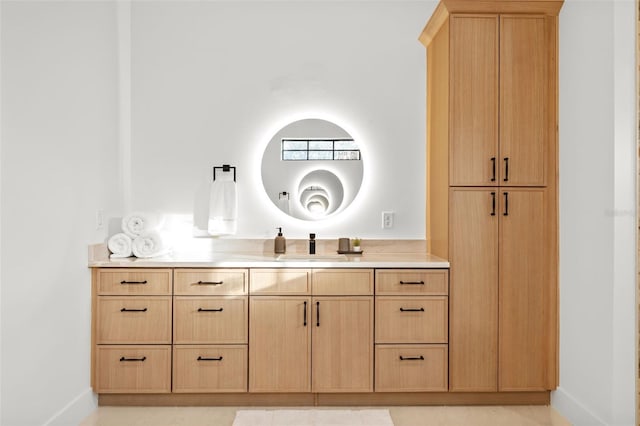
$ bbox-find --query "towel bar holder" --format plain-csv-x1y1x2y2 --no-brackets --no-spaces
213,164,236,182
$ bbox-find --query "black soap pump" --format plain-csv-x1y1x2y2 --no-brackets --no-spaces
274,227,286,254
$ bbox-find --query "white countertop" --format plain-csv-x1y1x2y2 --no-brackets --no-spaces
88,252,450,269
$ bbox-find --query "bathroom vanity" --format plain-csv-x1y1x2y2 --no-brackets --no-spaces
90,247,549,406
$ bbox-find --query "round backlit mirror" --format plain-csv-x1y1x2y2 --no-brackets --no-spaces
261,119,363,220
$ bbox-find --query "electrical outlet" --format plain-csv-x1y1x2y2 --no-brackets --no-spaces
382,211,394,229
96,209,104,230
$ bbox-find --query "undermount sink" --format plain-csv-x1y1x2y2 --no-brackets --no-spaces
276,254,348,261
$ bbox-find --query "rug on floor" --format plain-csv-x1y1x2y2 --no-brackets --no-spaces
232,409,394,426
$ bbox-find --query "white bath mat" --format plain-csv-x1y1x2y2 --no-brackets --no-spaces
232,409,394,426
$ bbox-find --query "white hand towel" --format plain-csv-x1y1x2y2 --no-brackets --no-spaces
131,231,171,258
208,174,237,236
122,211,165,239
108,233,133,258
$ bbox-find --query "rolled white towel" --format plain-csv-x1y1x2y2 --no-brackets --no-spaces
132,230,171,258
122,211,165,239
108,233,133,258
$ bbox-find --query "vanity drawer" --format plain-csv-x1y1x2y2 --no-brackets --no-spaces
375,344,448,392
250,269,311,295
375,296,448,343
173,345,248,393
375,269,448,295
95,345,171,393
174,269,248,295
97,268,172,295
312,269,373,295
173,296,248,344
97,296,172,344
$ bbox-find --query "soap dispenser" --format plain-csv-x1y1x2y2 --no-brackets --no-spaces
274,227,286,254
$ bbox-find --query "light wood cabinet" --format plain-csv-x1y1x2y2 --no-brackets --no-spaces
174,268,248,296
375,345,448,392
249,269,374,393
311,297,373,392
97,296,172,344
95,345,171,393
374,269,449,392
421,0,560,393
248,296,311,392
449,187,553,391
173,345,247,393
173,296,248,344
448,13,548,187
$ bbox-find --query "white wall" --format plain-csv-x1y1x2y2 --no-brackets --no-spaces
0,2,119,425
129,1,433,240
0,1,637,425
553,0,636,425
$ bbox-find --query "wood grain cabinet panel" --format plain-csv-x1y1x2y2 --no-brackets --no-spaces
312,269,373,296
311,297,373,392
174,269,248,295
173,296,248,344
375,345,448,392
95,345,171,393
375,297,448,344
97,269,172,295
250,269,311,295
97,296,172,344
449,188,499,392
449,14,499,187
375,269,448,295
173,345,248,393
249,297,311,392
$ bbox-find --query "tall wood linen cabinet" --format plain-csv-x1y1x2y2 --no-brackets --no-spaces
420,0,562,392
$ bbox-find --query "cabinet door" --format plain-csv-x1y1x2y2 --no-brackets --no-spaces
499,15,547,186
249,297,311,392
449,188,498,391
449,14,499,186
311,297,373,392
499,189,549,390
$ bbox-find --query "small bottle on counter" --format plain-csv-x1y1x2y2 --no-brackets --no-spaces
274,227,286,254
309,233,316,254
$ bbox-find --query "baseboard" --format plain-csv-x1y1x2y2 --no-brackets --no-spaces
43,388,97,426
551,387,607,426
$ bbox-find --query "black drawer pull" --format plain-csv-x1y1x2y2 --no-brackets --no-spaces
490,157,496,182
120,280,147,285
399,280,424,285
303,301,307,327
197,281,224,286
197,308,223,312
197,356,223,361
399,355,424,361
120,308,147,312
503,192,509,216
316,301,320,327
491,192,496,216
399,307,425,312
120,356,146,362
503,157,509,182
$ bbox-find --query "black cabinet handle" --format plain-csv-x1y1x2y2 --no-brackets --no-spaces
197,281,224,286
120,308,147,312
197,308,223,312
120,356,146,362
491,192,496,216
197,356,223,361
303,301,307,327
316,301,320,327
503,157,509,182
120,280,147,285
503,192,509,216
399,281,424,285
490,157,496,182
399,307,425,312
399,355,425,361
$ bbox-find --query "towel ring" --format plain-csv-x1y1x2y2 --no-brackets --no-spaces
213,164,236,182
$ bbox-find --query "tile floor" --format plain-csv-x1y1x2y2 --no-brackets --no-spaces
80,405,572,426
